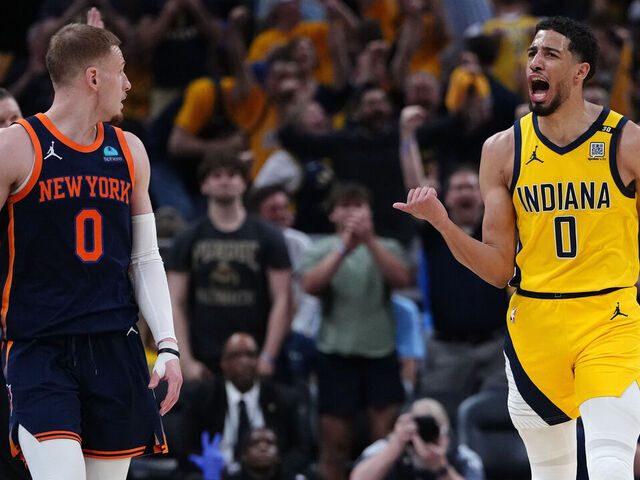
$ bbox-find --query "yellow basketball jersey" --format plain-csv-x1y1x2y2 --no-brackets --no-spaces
511,109,638,294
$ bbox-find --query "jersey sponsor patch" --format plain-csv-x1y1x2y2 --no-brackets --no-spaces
588,142,605,160
103,145,123,162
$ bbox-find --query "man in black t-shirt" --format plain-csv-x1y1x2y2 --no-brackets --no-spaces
167,152,292,382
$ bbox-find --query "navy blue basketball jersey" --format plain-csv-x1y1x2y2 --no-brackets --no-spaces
0,113,139,340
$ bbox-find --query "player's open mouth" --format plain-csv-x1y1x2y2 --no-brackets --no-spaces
530,77,550,102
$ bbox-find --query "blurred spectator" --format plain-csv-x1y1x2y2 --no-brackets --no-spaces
590,12,634,117
0,88,22,128
168,44,303,184
136,0,227,117
406,35,520,183
403,71,442,113
246,0,358,86
151,5,249,220
255,100,335,235
441,0,492,46
166,152,292,382
400,109,508,414
225,427,316,480
528,0,590,19
391,0,451,85
445,34,520,142
0,90,28,480
301,182,410,480
411,165,507,411
355,0,399,43
352,39,393,92
280,85,415,245
171,333,312,477
583,81,610,106
249,185,321,339
5,19,57,117
480,0,538,98
256,0,327,23
350,398,485,480
284,34,351,115
400,72,450,189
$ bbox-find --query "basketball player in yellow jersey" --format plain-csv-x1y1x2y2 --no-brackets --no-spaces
395,16,640,480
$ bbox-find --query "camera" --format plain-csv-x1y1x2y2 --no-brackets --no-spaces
413,415,440,443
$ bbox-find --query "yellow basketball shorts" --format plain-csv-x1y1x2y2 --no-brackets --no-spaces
505,287,640,423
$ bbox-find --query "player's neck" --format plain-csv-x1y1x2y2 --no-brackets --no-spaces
45,93,101,146
207,199,246,233
535,97,603,148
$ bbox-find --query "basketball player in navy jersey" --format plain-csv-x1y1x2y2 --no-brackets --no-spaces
0,23,182,480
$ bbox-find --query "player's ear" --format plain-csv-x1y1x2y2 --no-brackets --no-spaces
85,67,99,90
575,62,590,83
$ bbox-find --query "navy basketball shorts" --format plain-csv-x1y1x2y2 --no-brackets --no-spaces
2,328,167,460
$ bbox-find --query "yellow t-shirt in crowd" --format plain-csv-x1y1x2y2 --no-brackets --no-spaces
408,14,449,78
247,22,333,86
483,14,538,94
361,0,399,43
174,77,279,179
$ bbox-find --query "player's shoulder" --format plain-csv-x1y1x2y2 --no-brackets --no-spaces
616,117,640,165
0,123,36,190
618,117,640,144
0,121,31,149
0,123,35,167
480,125,516,188
118,130,148,160
482,125,515,159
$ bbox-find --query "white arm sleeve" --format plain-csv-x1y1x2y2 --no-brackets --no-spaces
130,213,176,345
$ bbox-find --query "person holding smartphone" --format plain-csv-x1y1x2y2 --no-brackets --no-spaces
350,398,484,480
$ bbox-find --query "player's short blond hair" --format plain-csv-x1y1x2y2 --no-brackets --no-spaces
46,23,121,86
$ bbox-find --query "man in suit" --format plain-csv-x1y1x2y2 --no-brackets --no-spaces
168,333,312,476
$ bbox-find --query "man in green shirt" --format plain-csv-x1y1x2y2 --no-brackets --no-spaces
301,182,410,480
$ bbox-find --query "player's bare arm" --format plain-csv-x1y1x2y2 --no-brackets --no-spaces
0,124,36,209
616,121,640,215
126,130,183,415
394,127,517,288
126,131,154,216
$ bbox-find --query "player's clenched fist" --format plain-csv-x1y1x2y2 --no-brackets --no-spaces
393,186,449,229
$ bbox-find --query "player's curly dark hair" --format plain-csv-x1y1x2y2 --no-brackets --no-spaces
535,16,599,82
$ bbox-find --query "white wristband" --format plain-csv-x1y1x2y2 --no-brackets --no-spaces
153,352,176,378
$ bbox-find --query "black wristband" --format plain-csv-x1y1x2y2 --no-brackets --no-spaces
157,347,180,358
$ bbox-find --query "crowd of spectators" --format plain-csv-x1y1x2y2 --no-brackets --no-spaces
3,0,640,479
